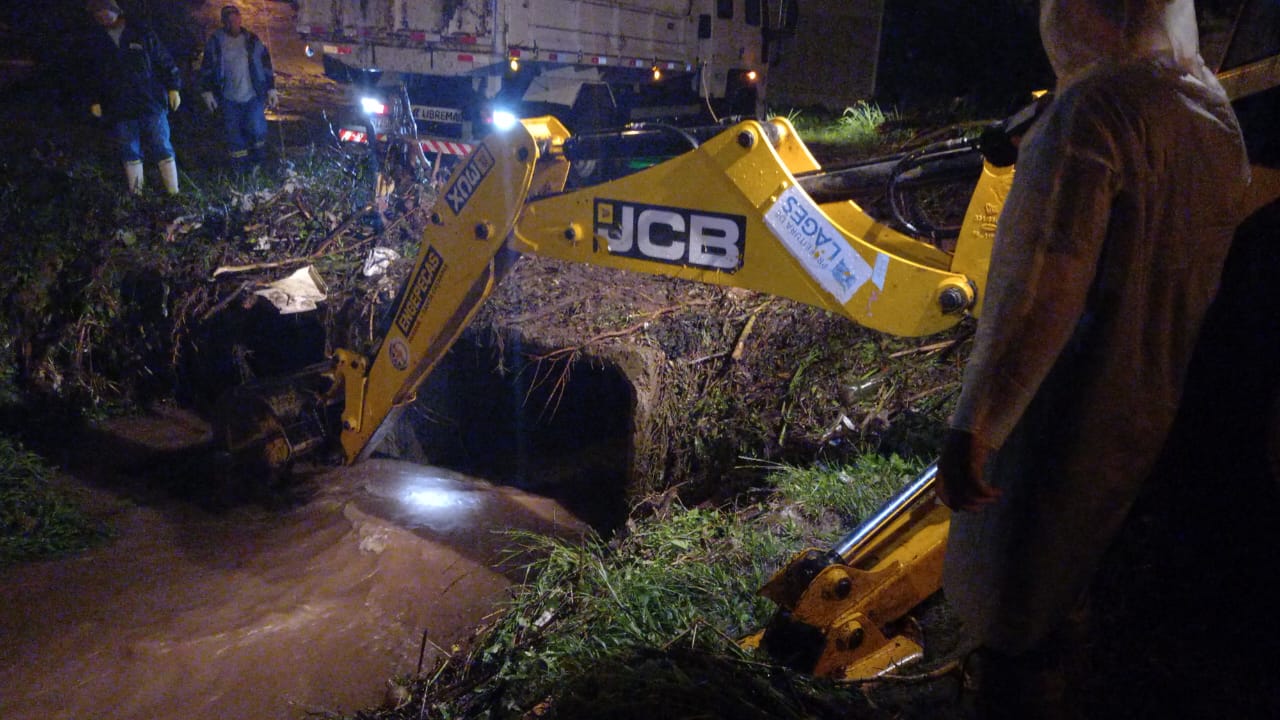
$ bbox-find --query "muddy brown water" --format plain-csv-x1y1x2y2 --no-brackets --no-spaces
0,406,589,720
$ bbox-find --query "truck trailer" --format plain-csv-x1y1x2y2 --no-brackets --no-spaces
297,0,797,157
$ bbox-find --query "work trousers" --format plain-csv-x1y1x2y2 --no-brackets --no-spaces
113,111,174,163
221,96,268,166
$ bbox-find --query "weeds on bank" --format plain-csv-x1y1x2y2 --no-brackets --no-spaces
779,101,898,151
764,453,924,526
0,140,422,413
0,435,106,565
357,456,928,719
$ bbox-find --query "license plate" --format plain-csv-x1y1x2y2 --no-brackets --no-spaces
411,105,464,123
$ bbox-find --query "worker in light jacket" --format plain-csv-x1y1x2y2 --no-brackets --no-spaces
936,0,1250,716
199,4,279,170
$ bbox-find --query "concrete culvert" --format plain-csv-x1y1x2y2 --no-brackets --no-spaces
385,334,637,535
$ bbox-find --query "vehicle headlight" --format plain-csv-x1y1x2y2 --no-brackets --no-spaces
491,109,518,131
360,96,387,115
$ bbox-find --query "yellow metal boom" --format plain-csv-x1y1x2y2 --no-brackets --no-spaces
334,115,1013,464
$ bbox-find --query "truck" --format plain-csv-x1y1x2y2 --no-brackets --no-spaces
296,0,798,160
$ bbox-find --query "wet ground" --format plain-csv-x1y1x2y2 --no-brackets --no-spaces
0,405,589,720
0,8,593,718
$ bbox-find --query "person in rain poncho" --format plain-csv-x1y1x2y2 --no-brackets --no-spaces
937,0,1249,713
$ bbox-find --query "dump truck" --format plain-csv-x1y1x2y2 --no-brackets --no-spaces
296,0,797,160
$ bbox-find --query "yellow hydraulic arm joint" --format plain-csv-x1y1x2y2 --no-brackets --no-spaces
743,464,951,680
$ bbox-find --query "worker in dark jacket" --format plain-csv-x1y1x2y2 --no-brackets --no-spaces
199,5,279,170
84,0,182,195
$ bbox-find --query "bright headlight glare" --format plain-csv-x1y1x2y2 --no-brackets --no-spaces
305,44,317,58
360,96,387,115
491,109,518,131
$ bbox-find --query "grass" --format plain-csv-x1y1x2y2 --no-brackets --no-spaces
777,101,898,151
0,435,106,565
355,455,933,719
764,453,925,526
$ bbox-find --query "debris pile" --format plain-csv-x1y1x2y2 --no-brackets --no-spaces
0,142,436,414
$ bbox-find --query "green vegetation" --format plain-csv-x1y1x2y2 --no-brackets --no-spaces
0,138,421,416
352,457,936,719
764,453,923,525
0,435,105,565
775,102,899,153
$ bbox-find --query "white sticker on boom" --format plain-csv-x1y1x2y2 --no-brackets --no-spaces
764,186,874,304
872,252,890,290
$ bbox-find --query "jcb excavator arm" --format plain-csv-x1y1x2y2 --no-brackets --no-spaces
331,114,1013,465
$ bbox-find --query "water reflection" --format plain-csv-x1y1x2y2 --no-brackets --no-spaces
358,466,490,534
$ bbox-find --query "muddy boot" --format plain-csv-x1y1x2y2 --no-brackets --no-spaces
158,156,179,195
124,160,144,194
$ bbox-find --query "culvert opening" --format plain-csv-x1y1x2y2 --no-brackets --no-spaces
392,335,635,534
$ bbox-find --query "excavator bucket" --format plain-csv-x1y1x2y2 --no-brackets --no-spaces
212,361,339,481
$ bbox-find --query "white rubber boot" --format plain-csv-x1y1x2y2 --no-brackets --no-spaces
158,157,179,195
124,160,144,194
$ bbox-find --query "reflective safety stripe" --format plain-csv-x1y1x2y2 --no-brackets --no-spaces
418,139,473,156
336,127,473,156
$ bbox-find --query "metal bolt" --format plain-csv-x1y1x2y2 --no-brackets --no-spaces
939,286,969,314
834,577,853,600
517,146,530,163
565,226,578,241
845,626,865,649
738,130,756,149
430,212,443,226
475,222,491,240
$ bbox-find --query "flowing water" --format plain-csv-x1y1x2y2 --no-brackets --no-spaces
0,408,588,720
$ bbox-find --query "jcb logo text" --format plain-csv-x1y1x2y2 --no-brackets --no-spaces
595,200,744,271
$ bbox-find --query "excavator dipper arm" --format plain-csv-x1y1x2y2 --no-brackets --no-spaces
334,118,548,463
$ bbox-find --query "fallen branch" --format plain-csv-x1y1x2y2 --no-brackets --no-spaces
199,281,251,321
730,312,758,361
903,382,957,406
211,256,311,278
888,338,961,359
211,204,421,279
860,658,963,684
530,300,715,363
